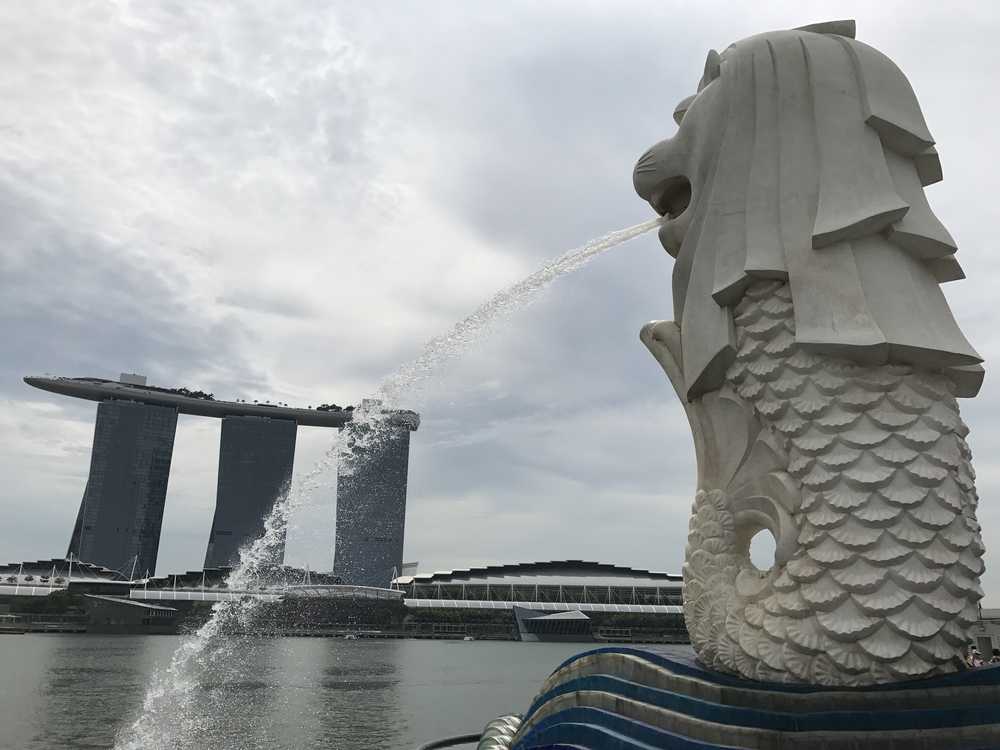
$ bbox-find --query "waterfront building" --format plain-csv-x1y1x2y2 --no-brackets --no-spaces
204,416,297,568
0,558,127,593
393,560,688,642
83,595,178,634
394,560,683,606
971,609,1000,656
67,400,177,575
513,606,594,642
0,558,686,641
24,375,419,580
333,410,416,588
0,558,387,635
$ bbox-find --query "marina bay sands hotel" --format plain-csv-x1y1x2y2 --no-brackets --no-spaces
23,374,419,588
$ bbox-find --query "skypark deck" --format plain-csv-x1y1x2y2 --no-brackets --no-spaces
24,375,419,429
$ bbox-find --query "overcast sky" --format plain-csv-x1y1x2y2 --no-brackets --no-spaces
2,1,1000,600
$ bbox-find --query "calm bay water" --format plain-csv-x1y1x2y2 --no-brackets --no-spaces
0,635,585,750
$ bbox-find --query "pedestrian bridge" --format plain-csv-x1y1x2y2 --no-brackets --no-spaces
403,598,682,614
129,584,403,604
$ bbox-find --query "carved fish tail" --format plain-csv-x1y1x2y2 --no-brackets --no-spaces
683,489,743,673
686,279,985,685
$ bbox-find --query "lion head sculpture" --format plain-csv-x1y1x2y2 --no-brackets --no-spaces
634,19,982,402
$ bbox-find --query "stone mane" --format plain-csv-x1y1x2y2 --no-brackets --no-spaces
634,20,983,402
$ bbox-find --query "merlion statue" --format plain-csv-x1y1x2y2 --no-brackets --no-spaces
635,19,985,686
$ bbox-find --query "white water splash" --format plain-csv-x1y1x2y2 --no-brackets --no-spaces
114,217,660,749
115,440,341,749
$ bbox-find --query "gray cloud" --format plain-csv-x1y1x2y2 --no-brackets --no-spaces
0,179,262,396
216,289,320,320
4,2,1000,604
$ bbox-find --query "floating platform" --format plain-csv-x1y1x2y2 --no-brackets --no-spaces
498,646,1000,749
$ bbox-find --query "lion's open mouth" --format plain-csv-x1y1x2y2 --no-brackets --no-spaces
649,176,692,220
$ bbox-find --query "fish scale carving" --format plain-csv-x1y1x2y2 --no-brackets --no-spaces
679,280,984,686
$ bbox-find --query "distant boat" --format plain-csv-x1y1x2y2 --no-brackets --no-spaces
463,636,475,641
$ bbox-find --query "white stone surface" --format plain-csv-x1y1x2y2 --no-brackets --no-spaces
636,20,985,686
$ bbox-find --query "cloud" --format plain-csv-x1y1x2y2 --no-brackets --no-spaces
216,289,320,320
3,1,1000,608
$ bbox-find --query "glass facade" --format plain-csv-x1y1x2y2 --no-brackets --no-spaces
334,421,412,588
67,400,178,576
403,582,683,606
203,416,297,568
49,384,417,584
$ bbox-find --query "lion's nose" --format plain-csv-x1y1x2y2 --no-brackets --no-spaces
633,137,684,204
633,142,666,200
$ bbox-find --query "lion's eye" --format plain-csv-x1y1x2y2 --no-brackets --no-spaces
697,49,721,93
673,94,696,125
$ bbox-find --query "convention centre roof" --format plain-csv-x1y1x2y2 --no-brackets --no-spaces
392,560,682,588
0,558,127,597
0,558,125,584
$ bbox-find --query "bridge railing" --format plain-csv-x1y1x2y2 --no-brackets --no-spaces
129,584,403,603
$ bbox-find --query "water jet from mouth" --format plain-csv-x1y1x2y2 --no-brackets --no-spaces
114,215,662,750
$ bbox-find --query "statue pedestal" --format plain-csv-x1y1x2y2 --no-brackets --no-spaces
504,646,1000,749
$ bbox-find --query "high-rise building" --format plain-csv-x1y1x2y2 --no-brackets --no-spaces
204,416,297,568
28,375,419,586
334,417,414,588
67,400,178,576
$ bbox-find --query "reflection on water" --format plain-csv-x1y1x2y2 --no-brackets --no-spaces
0,635,584,750
314,641,404,750
1,636,162,750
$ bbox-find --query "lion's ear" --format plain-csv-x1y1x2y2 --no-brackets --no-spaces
698,50,721,92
